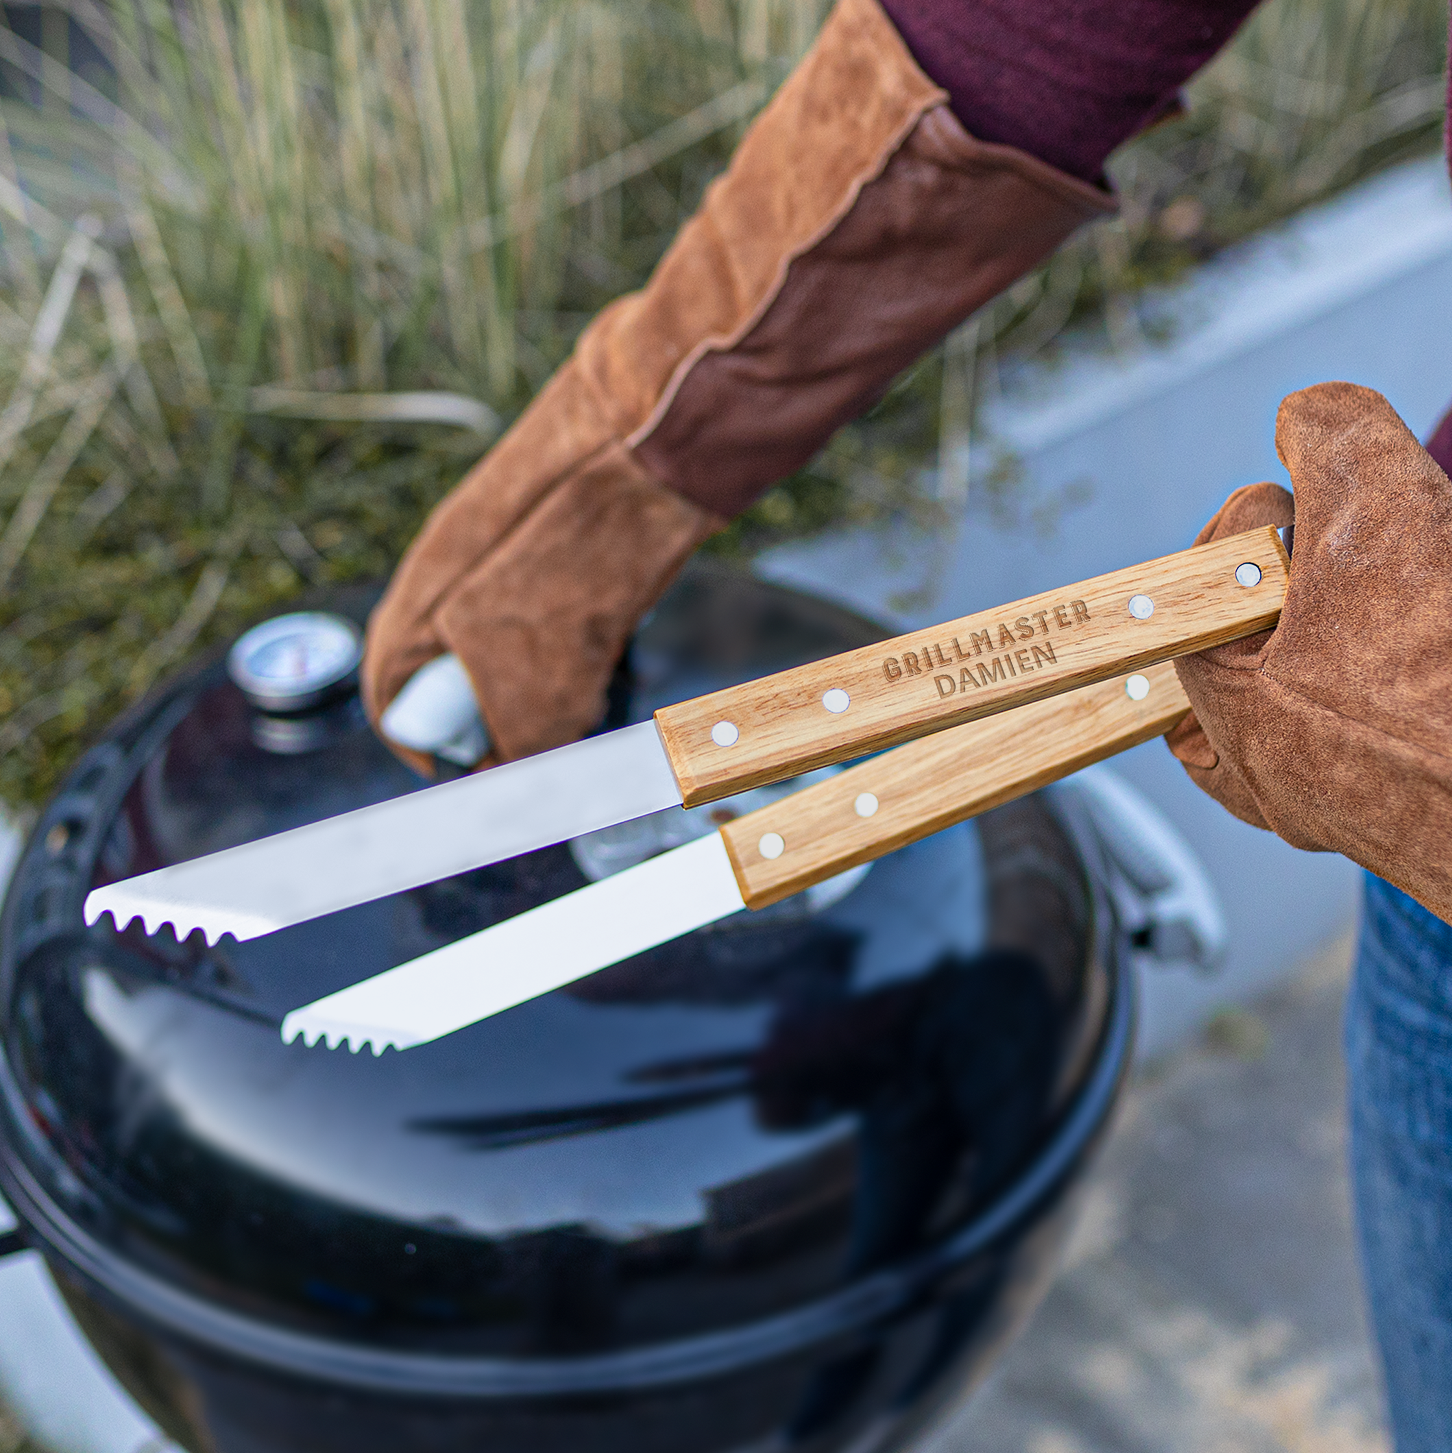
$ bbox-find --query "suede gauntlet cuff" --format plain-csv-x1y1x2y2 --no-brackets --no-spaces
1169,384,1452,925
364,0,1112,768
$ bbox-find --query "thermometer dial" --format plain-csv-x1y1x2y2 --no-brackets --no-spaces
227,612,363,712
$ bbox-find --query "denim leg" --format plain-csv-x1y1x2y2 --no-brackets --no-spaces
1346,874,1452,1451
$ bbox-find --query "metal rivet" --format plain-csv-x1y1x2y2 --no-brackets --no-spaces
758,832,785,860
1125,674,1151,701
1128,594,1155,620
1235,561,1263,588
855,792,879,818
822,688,850,714
711,720,739,747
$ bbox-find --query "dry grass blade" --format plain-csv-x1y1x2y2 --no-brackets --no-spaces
0,216,96,468
248,387,499,436
0,364,118,587
88,247,178,479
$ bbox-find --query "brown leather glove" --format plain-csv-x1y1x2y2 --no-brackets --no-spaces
1167,382,1452,924
362,0,1111,772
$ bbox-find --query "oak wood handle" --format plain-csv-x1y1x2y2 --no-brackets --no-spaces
656,527,1284,807
719,662,1192,909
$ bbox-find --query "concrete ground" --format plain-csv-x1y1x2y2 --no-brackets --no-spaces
925,935,1388,1453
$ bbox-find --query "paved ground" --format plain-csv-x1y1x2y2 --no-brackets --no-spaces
925,936,1388,1453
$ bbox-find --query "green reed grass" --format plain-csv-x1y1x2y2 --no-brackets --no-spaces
0,0,1441,810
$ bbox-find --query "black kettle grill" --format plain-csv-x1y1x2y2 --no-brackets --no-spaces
0,563,1133,1453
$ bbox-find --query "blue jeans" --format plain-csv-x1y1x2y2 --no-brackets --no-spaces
1347,874,1452,1450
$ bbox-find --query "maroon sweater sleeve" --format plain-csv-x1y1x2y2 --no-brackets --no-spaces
878,0,1261,182
1427,409,1452,474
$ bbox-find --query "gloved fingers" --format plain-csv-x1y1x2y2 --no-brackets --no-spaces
1165,478,1292,754
434,445,720,764
1163,707,1215,768
379,653,494,770
1273,381,1452,625
1191,478,1294,546
365,437,717,774
1164,479,1293,830
362,625,449,726
362,603,454,777
1180,480,1295,681
1163,707,1273,830
1269,382,1452,746
1166,382,1452,912
1272,380,1418,485
1274,382,1452,588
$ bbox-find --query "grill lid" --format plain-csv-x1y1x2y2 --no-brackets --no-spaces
0,564,1115,1366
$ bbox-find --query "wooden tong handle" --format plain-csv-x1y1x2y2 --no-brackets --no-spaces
720,661,1191,909
656,527,1285,807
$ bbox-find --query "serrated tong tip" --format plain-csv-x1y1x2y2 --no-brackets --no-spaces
280,1009,419,1057
83,885,276,946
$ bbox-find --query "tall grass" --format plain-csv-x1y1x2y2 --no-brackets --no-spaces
0,0,1441,809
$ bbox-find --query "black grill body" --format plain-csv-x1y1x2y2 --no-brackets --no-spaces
0,565,1132,1453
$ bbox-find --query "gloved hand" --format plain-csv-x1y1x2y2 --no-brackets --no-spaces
1167,382,1452,924
361,0,1110,773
